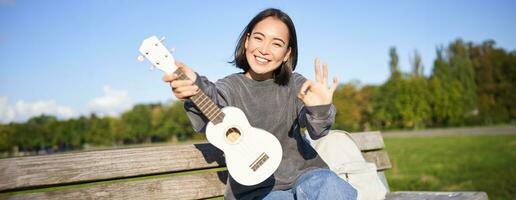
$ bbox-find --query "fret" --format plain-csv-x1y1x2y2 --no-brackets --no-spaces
205,104,218,120
198,96,213,117
197,95,208,110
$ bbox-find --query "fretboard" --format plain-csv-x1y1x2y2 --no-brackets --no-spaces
174,68,224,124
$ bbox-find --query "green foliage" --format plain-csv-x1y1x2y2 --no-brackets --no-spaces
333,82,376,131
121,104,153,144
157,101,196,142
389,47,401,79
469,40,516,124
0,100,199,156
429,47,466,126
372,48,431,129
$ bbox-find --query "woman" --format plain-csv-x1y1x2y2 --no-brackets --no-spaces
163,8,357,200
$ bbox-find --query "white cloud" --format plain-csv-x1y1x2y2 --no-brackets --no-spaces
88,85,133,117
0,97,77,123
0,97,15,123
0,85,133,123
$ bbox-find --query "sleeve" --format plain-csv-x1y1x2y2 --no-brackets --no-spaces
299,104,336,140
183,73,231,133
293,73,336,140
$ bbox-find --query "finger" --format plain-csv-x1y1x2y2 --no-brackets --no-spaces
162,73,178,82
322,63,329,87
298,80,312,99
170,80,195,89
173,85,199,94
175,60,186,69
330,75,338,93
314,58,321,83
177,89,200,99
174,60,197,81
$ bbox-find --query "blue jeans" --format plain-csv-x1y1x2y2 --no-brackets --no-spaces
262,168,357,200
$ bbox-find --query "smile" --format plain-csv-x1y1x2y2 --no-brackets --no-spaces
254,56,270,65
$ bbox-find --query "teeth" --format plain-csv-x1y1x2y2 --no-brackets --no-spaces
256,56,268,63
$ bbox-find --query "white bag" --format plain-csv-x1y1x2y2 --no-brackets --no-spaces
305,130,387,200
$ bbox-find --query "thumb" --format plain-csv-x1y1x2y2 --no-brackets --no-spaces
298,80,312,100
174,60,197,81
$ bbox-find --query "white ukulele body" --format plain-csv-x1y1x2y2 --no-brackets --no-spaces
206,107,282,186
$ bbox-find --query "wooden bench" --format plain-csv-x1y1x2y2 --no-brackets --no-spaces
0,131,488,199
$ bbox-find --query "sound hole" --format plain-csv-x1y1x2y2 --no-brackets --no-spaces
226,127,241,144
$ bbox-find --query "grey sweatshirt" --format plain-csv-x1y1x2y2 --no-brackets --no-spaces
184,72,335,199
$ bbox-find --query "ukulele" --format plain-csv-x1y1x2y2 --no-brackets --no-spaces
138,36,283,186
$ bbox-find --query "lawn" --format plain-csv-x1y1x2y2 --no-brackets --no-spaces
384,134,515,200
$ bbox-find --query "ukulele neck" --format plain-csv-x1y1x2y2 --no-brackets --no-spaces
174,68,224,124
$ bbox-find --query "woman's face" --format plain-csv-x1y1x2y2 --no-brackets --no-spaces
245,17,291,80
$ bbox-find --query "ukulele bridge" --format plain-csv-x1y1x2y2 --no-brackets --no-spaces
249,152,269,172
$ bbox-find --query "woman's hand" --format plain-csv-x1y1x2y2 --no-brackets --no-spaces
298,58,338,106
162,60,199,100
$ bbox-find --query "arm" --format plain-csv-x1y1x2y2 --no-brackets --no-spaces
299,104,336,140
296,58,338,139
162,61,230,133
183,74,230,133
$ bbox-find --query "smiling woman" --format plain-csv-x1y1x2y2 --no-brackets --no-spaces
162,8,351,200
231,8,297,85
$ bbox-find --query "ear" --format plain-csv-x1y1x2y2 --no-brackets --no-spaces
283,47,292,62
244,33,250,49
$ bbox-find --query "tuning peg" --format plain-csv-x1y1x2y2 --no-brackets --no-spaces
149,65,156,70
160,37,166,42
137,55,145,62
169,48,176,53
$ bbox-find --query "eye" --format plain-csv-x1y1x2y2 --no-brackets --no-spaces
273,43,282,47
253,36,263,41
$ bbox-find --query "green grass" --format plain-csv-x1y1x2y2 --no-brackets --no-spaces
384,134,516,200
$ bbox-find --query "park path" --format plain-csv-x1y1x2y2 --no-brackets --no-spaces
381,125,516,138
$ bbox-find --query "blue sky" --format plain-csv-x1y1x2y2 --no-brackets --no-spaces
1,0,515,123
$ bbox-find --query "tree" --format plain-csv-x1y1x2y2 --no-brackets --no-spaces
121,104,153,144
469,40,515,124
157,101,196,142
448,39,477,121
0,124,14,154
410,50,424,77
372,47,404,129
333,81,377,132
389,47,401,79
429,46,465,126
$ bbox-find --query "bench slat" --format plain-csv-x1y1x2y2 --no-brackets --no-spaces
0,132,389,192
2,171,228,200
0,143,225,191
362,150,392,170
349,131,385,150
386,191,488,200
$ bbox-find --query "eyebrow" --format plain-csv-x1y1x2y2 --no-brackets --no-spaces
252,32,286,46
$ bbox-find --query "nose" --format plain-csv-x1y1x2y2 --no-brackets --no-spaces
257,43,271,55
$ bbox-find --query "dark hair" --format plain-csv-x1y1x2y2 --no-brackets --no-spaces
230,8,298,86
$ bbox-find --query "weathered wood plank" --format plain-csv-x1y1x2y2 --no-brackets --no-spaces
0,131,388,192
0,143,225,191
362,150,392,171
386,191,488,200
2,171,228,200
349,131,385,151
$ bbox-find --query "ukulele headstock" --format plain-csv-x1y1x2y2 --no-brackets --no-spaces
138,36,177,74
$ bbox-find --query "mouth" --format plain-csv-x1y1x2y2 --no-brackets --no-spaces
254,55,270,65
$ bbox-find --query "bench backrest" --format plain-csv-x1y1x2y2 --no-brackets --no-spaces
0,131,390,199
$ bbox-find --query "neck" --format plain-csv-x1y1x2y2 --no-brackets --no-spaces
245,71,273,81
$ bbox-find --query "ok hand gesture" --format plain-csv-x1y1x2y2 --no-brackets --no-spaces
298,58,338,106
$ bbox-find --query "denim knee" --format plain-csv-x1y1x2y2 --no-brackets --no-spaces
296,168,357,200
